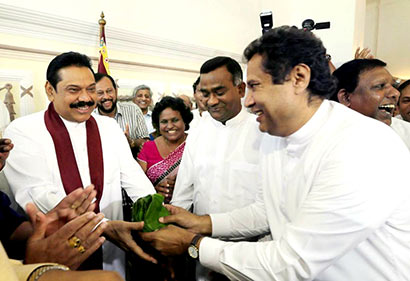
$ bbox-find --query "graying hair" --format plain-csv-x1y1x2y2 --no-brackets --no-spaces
132,84,153,98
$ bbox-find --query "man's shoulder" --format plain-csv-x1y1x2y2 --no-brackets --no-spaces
6,111,45,131
117,102,143,115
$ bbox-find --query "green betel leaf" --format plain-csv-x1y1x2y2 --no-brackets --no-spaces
132,194,170,232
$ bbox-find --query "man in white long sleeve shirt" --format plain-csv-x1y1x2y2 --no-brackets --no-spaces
172,56,263,215
4,52,156,278
331,59,410,150
171,56,264,280
142,26,410,281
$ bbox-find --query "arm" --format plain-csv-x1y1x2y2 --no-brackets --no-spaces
4,122,66,212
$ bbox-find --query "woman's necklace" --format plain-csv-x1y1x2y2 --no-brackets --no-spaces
163,134,187,155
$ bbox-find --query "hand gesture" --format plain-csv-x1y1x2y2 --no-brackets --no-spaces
44,185,97,236
0,138,13,171
159,205,212,235
103,220,157,264
25,203,106,269
155,175,176,203
140,224,194,256
124,123,130,139
355,47,374,59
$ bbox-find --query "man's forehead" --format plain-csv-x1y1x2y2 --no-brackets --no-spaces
359,66,391,81
199,66,232,87
57,66,95,85
96,76,115,89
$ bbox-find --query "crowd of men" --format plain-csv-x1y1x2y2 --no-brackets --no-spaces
1,25,410,281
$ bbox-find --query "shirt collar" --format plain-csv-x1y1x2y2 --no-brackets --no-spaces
210,106,248,128
284,99,329,156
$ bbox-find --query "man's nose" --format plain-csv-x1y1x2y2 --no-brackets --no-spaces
387,86,400,104
244,91,254,108
207,94,219,106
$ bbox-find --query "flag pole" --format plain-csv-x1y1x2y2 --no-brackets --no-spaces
98,12,110,74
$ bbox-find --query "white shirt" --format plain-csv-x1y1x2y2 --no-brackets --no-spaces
144,110,155,134
188,109,208,132
171,108,263,216
391,116,410,150
4,110,155,277
200,100,410,281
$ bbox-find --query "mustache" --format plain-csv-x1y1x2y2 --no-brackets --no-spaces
69,101,95,108
100,98,113,103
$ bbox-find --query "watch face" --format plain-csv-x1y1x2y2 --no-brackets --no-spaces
188,245,199,259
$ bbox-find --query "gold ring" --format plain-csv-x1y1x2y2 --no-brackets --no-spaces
68,236,81,248
77,245,86,254
70,204,77,209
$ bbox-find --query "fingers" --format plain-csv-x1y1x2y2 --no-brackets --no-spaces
26,202,40,225
74,213,105,243
164,204,184,215
0,138,13,153
76,188,97,215
54,212,97,240
29,211,48,242
124,221,145,232
126,238,157,264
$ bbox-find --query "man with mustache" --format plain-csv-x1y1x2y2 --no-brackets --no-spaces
94,73,149,154
3,52,156,278
331,59,410,150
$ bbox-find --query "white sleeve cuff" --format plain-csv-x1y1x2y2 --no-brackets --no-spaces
199,237,227,274
210,213,232,237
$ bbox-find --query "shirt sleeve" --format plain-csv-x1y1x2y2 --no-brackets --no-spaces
0,191,26,242
170,137,195,210
198,125,410,281
132,106,149,139
4,120,66,213
115,122,155,201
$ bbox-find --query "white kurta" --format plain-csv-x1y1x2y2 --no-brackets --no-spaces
3,110,155,277
171,108,264,216
200,100,410,281
391,116,410,150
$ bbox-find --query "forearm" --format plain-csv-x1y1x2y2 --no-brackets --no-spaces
39,269,123,281
10,221,33,241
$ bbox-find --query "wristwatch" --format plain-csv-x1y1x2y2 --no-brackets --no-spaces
188,234,203,259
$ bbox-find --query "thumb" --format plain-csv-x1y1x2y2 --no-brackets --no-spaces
127,221,144,231
29,211,48,241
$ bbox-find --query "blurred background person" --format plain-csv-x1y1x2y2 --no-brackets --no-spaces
132,85,156,138
137,96,192,204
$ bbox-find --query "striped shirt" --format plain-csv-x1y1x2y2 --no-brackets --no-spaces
95,102,149,139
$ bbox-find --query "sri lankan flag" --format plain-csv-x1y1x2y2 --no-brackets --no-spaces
98,23,110,75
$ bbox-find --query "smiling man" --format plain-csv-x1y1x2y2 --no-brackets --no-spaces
397,80,410,122
331,59,410,149
171,56,265,280
141,26,410,281
94,73,149,154
3,52,156,278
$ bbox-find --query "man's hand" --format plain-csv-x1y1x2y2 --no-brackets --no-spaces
25,203,106,270
140,225,195,256
355,47,375,59
39,270,124,281
103,220,157,264
44,185,97,236
160,205,212,235
0,138,13,171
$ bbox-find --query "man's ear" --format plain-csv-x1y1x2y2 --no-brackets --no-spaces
291,64,310,95
45,81,55,102
237,81,246,98
337,89,351,107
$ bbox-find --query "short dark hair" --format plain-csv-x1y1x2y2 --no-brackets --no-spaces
331,59,387,101
46,51,94,89
243,26,336,99
193,76,200,93
95,73,117,90
200,56,243,86
152,96,193,132
398,79,410,93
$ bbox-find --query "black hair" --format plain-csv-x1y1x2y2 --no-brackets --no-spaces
46,51,94,89
193,76,200,92
94,73,117,90
331,59,387,101
243,25,336,99
200,56,243,86
152,96,193,131
398,79,410,93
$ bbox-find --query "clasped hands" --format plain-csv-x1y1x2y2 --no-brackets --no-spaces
140,205,212,256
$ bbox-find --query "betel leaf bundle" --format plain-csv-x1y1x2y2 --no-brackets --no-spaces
132,193,170,232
